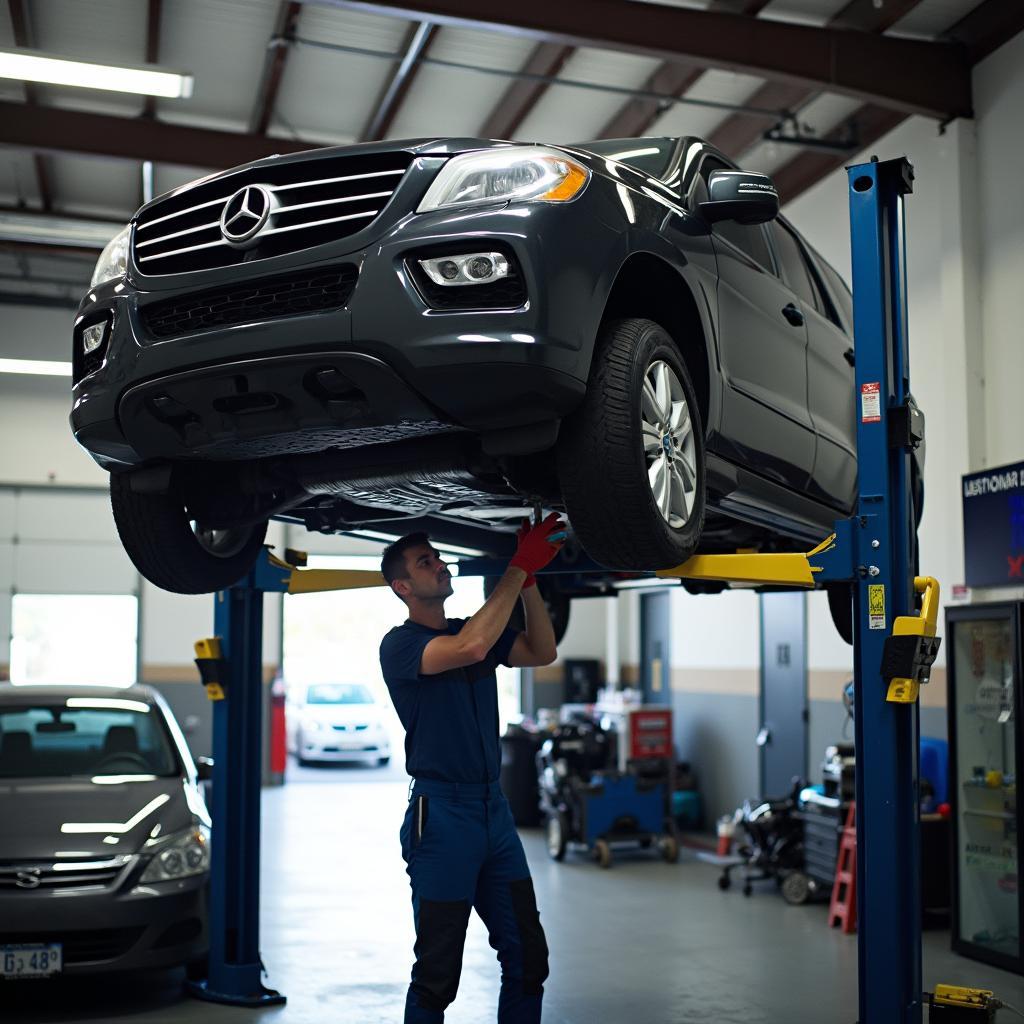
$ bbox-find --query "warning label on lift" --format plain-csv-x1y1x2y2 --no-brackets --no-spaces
861,382,881,423
868,584,886,629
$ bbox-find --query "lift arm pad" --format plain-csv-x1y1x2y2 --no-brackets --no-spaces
194,637,229,701
883,576,941,703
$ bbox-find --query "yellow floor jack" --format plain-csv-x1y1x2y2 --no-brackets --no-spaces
926,986,1024,1022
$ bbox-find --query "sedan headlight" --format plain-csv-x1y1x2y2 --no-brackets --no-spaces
90,225,131,288
140,824,210,883
417,147,590,213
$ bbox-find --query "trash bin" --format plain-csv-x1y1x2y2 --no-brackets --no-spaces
500,725,543,827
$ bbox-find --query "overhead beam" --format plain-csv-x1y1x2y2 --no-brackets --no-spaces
707,0,922,160
0,101,319,170
8,0,53,212
141,0,163,119
309,0,972,119
598,0,770,141
361,20,437,142
249,1,303,135
771,0,1024,204
478,41,573,140
942,0,1024,63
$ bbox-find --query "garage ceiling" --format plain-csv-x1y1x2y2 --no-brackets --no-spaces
0,0,1020,307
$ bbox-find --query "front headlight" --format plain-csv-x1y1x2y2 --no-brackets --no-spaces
416,146,590,213
90,225,131,288
140,824,210,883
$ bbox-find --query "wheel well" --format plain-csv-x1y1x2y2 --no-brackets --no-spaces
601,253,711,431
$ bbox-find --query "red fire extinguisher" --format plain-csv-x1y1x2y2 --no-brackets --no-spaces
270,675,287,779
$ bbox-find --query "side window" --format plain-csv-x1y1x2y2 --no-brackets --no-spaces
697,157,774,272
770,221,819,309
817,256,854,332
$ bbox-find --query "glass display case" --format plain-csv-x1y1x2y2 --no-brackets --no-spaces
947,602,1023,972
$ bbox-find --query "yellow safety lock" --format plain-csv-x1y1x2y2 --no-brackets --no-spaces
882,576,941,704
194,637,228,702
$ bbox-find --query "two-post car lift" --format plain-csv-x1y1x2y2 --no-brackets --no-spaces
185,158,940,1023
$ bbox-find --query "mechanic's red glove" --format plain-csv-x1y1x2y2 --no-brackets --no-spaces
515,520,537,588
510,512,565,579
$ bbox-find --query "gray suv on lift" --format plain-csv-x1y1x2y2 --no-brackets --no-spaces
70,135,879,638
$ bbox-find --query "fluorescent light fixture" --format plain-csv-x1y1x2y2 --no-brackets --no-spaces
0,212,124,249
0,358,72,377
0,49,193,98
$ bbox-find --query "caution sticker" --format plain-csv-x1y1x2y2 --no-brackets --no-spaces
868,584,886,630
861,382,881,423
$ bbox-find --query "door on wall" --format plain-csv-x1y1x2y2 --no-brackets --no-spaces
640,591,671,704
758,591,808,797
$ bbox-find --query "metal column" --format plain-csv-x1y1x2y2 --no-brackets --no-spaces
186,578,285,1007
847,157,921,1024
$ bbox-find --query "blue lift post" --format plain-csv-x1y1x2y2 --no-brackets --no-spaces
184,156,934,1020
846,156,923,1024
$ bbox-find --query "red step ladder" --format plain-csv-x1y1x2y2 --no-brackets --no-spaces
828,802,857,934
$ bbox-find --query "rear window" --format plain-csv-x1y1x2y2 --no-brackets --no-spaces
306,683,374,705
574,138,674,179
0,700,178,779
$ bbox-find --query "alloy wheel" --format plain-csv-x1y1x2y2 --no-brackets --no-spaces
640,359,698,528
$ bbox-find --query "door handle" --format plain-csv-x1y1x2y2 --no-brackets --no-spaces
781,303,804,327
843,347,856,367
756,726,771,748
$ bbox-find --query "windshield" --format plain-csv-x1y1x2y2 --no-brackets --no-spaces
573,138,675,179
0,700,179,779
306,683,374,705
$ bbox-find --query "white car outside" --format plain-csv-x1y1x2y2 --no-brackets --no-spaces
287,683,392,767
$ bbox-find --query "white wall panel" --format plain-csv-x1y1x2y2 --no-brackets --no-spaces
14,491,118,543
670,588,760,668
13,539,137,595
0,492,14,537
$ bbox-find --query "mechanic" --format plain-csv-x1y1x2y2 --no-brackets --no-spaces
379,514,565,1024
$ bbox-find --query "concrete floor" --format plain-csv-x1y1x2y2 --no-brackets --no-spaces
7,763,1024,1024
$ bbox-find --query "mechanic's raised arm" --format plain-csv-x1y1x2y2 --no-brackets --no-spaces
419,514,564,675
507,582,558,668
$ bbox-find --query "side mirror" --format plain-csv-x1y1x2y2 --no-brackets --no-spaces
699,170,779,225
196,755,214,781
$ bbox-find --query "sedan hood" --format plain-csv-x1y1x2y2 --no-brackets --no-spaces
0,777,196,861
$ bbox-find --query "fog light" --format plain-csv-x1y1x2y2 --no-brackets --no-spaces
418,252,510,287
82,320,109,355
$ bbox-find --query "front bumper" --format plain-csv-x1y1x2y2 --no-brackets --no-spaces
70,200,618,469
0,874,207,976
298,729,390,762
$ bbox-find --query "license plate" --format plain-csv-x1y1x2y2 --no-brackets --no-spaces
2,944,62,979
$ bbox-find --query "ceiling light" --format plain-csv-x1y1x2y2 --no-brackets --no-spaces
0,358,72,377
0,49,193,98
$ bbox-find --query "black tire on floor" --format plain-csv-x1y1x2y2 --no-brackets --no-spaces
546,813,568,862
557,318,706,571
109,471,268,594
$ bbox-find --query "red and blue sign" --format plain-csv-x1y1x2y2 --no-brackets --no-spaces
962,460,1024,587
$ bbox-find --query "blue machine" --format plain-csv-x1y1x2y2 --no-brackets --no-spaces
185,157,937,1024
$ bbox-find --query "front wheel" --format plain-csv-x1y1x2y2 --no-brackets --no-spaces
110,472,267,594
558,318,706,571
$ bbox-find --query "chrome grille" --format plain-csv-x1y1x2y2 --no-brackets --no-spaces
133,152,413,276
0,857,131,891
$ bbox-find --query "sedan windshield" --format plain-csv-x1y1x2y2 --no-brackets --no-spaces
306,683,373,705
0,701,178,779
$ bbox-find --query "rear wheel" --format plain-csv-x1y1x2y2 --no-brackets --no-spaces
110,472,267,594
558,318,705,570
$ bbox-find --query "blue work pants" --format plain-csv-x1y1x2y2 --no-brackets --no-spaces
400,778,549,1023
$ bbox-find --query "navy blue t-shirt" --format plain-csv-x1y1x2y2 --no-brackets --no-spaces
379,617,518,784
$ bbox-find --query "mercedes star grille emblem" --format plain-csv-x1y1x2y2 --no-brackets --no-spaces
15,869,42,889
220,185,273,248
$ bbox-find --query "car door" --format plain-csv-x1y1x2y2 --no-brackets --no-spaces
692,156,815,493
770,220,857,511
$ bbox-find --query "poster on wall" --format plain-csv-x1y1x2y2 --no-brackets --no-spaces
962,461,1024,588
